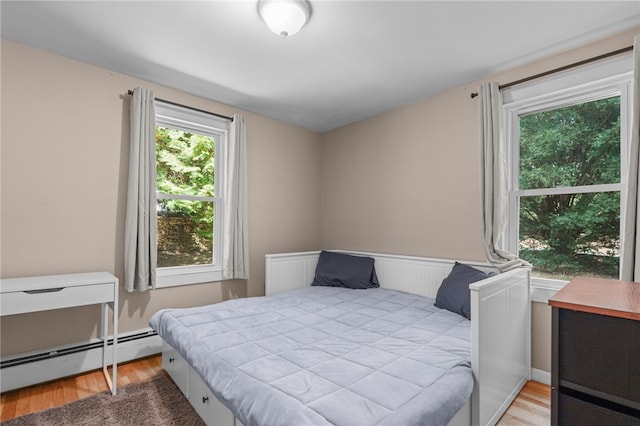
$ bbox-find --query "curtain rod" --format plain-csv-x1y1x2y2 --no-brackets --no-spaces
470,45,633,99
127,90,234,121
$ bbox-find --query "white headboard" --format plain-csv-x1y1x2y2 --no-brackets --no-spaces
265,249,496,297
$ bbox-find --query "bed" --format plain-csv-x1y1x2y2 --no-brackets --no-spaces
150,250,531,426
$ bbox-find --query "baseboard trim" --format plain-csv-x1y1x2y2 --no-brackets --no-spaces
0,328,162,392
531,368,551,385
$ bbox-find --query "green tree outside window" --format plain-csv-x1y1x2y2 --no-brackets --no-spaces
518,96,620,279
156,127,215,267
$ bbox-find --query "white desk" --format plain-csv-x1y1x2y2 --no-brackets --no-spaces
0,272,119,395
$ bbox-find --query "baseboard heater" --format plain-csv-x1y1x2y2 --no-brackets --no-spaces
0,328,162,392
1,330,158,369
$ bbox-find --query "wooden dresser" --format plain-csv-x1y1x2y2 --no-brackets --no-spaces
549,276,640,425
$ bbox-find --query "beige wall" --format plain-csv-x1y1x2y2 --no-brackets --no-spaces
0,39,321,355
320,27,639,373
532,302,552,372
320,83,483,260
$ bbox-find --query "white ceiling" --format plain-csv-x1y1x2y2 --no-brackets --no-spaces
2,1,639,132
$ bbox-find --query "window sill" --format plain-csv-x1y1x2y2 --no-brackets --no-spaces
156,266,224,288
531,277,568,303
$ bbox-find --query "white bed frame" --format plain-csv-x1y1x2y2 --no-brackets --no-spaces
161,250,531,426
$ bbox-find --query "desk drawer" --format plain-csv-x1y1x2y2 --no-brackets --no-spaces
559,309,638,400
1,283,114,315
559,394,640,426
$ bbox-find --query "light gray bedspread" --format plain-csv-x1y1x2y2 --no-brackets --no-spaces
150,286,473,426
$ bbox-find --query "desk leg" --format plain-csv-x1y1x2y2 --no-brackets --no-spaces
101,302,118,395
112,298,118,395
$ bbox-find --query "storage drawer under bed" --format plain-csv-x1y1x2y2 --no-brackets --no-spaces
161,342,243,426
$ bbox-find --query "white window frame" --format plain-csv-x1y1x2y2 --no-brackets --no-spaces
503,54,633,300
154,101,228,288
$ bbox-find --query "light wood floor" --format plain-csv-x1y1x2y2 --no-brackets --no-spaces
0,355,163,422
497,381,551,426
1,354,550,424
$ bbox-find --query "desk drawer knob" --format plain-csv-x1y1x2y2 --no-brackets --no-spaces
169,357,175,363
202,396,209,404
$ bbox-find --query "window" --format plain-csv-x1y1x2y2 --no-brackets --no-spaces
154,102,229,287
504,55,632,284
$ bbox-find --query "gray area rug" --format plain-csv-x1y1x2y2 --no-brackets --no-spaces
4,373,205,426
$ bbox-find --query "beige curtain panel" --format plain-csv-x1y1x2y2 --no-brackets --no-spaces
223,114,249,280
124,87,157,292
479,82,531,272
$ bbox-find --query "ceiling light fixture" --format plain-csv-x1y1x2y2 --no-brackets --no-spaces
258,0,311,38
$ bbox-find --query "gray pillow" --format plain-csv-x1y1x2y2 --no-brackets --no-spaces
434,262,490,320
311,251,379,289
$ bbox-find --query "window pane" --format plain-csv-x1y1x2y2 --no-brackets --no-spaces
519,96,620,190
518,192,619,280
156,127,215,197
157,199,214,267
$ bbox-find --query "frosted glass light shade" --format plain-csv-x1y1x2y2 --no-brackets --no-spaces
258,0,310,38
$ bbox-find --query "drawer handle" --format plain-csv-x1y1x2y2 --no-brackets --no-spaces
24,288,65,294
169,357,175,363
202,396,209,404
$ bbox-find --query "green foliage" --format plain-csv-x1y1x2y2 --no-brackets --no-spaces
519,97,620,190
156,127,215,243
519,248,619,281
518,97,620,278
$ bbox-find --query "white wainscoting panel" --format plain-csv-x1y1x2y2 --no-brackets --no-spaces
265,251,319,295
470,267,531,426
